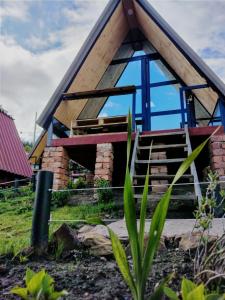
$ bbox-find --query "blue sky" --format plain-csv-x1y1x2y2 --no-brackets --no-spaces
0,0,225,140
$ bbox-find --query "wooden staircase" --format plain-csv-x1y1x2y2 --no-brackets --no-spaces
130,129,202,218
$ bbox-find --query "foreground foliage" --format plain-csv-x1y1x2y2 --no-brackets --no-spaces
11,268,68,299
89,114,222,300
164,277,225,300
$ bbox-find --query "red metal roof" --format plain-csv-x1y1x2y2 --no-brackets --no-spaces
0,110,32,178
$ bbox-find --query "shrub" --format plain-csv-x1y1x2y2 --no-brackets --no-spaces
11,268,68,299
95,178,113,203
67,177,87,190
51,190,71,209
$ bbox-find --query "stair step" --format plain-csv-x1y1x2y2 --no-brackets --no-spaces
138,144,187,150
140,131,185,139
133,174,193,180
134,194,196,201
135,158,185,164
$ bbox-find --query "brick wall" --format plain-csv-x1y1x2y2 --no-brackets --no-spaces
210,134,225,184
42,146,69,190
94,143,114,183
150,150,168,193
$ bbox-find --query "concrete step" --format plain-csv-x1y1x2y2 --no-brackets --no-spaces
140,131,185,139
133,174,193,180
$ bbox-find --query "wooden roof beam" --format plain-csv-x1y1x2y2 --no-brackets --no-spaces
62,85,136,100
122,0,143,51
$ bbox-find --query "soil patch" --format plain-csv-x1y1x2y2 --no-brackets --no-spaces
0,247,193,299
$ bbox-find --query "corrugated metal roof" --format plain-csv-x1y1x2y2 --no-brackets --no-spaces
0,110,32,178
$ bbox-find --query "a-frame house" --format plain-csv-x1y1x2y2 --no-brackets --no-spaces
30,0,225,211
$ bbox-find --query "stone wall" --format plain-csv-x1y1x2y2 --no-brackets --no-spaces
210,134,225,186
94,143,114,183
42,146,69,190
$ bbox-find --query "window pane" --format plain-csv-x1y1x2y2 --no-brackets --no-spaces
98,94,132,117
116,60,141,87
135,89,142,114
150,60,175,83
151,114,182,130
151,84,181,112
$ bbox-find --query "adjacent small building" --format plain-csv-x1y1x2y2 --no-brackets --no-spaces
0,107,33,183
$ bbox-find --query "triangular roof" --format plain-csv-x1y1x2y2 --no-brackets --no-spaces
37,0,225,131
0,108,32,178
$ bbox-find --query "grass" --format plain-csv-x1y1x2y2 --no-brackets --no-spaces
0,188,116,256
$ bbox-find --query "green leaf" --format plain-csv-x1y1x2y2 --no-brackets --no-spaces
124,165,141,283
42,272,54,295
50,290,69,300
149,275,174,300
27,269,45,295
142,188,172,288
186,284,205,300
10,287,28,299
139,169,149,257
181,278,197,300
124,113,141,284
139,140,152,257
108,227,137,299
25,268,35,285
163,287,179,300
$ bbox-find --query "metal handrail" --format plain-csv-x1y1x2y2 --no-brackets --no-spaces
130,130,140,182
184,126,202,206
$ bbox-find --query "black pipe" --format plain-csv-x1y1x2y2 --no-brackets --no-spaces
31,170,53,255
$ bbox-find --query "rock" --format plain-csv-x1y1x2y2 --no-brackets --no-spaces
78,225,94,235
81,232,112,256
52,223,80,251
176,231,218,251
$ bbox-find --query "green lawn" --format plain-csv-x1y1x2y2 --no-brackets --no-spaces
0,187,116,256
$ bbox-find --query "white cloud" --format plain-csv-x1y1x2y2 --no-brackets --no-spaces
0,0,224,143
0,0,30,21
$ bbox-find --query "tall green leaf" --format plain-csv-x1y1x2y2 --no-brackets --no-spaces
139,139,153,257
124,113,141,283
108,227,137,299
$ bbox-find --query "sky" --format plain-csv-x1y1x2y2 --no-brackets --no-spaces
0,0,225,141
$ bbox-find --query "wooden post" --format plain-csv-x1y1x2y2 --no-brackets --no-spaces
31,170,53,255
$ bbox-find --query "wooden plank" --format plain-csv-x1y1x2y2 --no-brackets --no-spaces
140,131,185,138
63,86,136,100
135,158,185,164
138,143,187,150
134,2,218,115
